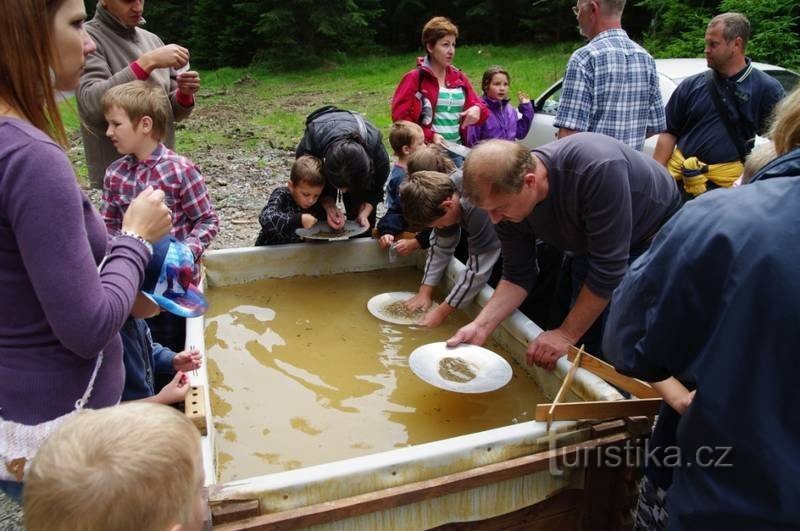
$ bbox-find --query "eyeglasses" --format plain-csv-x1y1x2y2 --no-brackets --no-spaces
572,3,581,15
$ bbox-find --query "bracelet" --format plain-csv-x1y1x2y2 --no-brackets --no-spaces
119,230,153,255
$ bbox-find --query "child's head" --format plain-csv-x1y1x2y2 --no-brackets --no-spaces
135,237,208,320
389,121,425,159
481,66,511,100
407,145,457,175
289,155,325,209
400,170,460,230
24,402,205,531
102,80,170,154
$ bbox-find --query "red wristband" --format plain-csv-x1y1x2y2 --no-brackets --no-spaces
130,61,149,80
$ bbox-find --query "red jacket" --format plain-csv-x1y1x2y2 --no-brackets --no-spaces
391,56,488,144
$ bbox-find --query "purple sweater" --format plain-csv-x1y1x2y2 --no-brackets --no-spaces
466,96,534,147
0,118,149,424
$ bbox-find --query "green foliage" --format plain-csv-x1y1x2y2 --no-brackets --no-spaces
637,0,800,68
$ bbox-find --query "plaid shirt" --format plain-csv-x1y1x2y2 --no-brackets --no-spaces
554,29,665,151
101,143,219,262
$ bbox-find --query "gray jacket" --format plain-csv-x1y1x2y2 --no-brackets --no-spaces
77,3,194,186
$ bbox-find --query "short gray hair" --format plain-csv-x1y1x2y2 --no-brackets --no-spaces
708,12,750,49
582,0,626,17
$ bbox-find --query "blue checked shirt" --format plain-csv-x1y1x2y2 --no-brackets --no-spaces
554,29,665,151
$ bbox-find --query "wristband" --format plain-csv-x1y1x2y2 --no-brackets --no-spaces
119,230,153,255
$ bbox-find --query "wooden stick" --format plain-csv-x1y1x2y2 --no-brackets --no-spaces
547,344,584,431
185,385,207,436
566,346,660,399
535,398,662,422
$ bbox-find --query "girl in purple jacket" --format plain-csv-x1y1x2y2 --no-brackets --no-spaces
466,66,534,147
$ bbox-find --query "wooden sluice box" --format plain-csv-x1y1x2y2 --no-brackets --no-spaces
185,239,658,530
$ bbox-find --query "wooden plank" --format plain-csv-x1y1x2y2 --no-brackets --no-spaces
211,500,261,525
185,385,207,436
567,346,660,399
213,423,633,531
534,398,662,422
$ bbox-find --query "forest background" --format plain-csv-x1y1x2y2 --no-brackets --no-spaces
83,0,799,70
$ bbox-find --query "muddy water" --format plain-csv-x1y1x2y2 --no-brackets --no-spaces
205,267,547,483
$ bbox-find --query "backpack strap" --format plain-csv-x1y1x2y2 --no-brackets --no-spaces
705,70,748,163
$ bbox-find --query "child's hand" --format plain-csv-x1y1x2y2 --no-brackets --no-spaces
173,348,201,373
394,238,420,256
378,234,395,249
356,213,370,228
301,214,318,229
518,91,530,104
155,372,190,405
404,290,432,312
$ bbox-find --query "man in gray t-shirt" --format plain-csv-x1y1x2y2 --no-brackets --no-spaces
447,134,680,369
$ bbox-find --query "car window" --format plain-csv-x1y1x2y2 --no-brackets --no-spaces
536,82,562,115
763,70,800,92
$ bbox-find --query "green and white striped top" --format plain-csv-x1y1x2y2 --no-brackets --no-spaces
432,86,465,143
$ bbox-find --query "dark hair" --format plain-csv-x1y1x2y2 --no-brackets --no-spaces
323,137,372,191
481,66,510,94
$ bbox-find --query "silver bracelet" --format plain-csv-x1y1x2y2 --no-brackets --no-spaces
119,230,153,255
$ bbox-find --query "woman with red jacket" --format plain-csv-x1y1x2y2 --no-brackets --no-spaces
391,17,488,154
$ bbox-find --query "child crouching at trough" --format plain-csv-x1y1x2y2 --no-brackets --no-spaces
24,402,206,531
399,169,501,327
376,120,428,256
255,155,326,246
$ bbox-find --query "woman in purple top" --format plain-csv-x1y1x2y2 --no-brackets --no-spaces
0,0,171,500
466,66,534,147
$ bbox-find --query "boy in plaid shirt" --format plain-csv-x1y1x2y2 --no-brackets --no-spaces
100,81,218,265
100,81,218,351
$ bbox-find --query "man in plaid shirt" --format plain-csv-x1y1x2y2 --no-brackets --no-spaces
555,0,664,151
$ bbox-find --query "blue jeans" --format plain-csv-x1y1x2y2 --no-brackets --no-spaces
0,479,23,504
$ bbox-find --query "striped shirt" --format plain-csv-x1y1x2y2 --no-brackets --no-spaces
101,143,219,263
432,86,465,143
554,29,665,151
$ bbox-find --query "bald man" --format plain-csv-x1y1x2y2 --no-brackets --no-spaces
447,135,679,368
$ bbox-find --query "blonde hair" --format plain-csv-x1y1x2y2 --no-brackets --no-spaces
462,139,535,204
25,403,202,531
768,84,800,156
102,81,171,141
291,155,325,187
741,142,777,184
406,145,456,175
389,121,424,156
399,170,456,230
0,0,69,146
421,16,458,50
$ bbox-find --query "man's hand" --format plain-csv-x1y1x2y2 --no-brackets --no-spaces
446,320,491,348
177,71,201,97
139,44,189,73
526,328,575,371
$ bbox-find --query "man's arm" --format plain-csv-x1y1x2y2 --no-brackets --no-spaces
557,127,579,139
446,279,529,347
527,284,609,370
653,132,678,166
